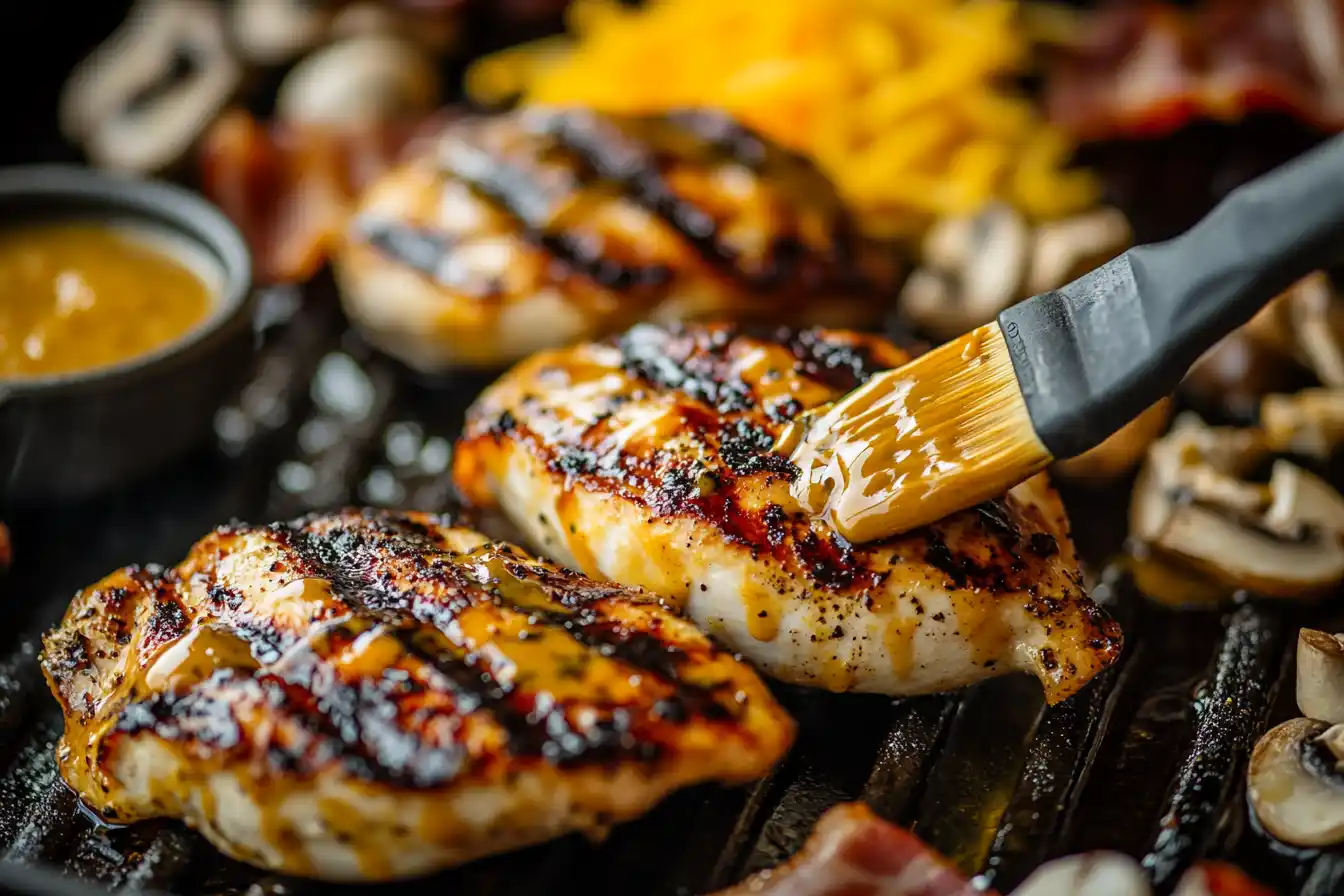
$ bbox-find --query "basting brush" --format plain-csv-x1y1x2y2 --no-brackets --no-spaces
785,133,1344,544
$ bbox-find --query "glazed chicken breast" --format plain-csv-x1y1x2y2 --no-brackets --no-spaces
455,324,1123,703
334,107,901,371
40,509,793,881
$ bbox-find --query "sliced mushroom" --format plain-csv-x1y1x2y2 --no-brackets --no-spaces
1186,274,1344,416
275,35,441,127
1129,414,1344,598
1055,397,1172,482
1263,388,1344,458
1129,413,1266,544
1026,206,1131,296
60,0,242,174
900,202,1030,339
1264,460,1344,538
1249,718,1344,847
1298,629,1344,725
1012,852,1150,896
1285,272,1344,387
229,0,335,65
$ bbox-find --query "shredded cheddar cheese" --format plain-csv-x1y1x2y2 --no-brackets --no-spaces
467,0,1101,239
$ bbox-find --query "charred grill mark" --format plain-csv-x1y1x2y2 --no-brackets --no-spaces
784,328,889,391
529,109,780,285
718,419,796,478
975,501,1022,544
922,531,1004,593
120,509,748,783
616,324,756,414
533,231,674,291
428,109,877,300
440,123,676,293
114,630,466,788
143,588,189,654
357,218,457,283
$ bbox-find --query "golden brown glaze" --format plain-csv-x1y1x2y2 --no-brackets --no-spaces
783,324,1048,543
455,323,1122,703
334,108,903,370
40,508,793,881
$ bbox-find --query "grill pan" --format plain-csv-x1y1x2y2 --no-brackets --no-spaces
3,12,1344,894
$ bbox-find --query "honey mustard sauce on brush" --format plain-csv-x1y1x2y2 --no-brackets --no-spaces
778,325,1042,543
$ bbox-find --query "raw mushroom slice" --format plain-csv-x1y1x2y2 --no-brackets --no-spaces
1129,415,1344,598
229,0,335,65
1263,388,1344,458
1025,206,1131,296
60,0,241,175
1248,718,1344,848
1054,397,1172,483
275,35,440,126
1298,629,1344,725
900,202,1030,340
1011,852,1150,896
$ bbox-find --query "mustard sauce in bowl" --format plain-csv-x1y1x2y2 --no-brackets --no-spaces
0,164,253,504
0,223,215,378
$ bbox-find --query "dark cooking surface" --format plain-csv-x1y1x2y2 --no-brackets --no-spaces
2,120,1344,895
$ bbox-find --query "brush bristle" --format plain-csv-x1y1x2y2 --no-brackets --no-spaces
786,322,1051,543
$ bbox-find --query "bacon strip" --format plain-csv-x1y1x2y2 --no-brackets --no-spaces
709,803,1275,896
197,110,454,284
1045,0,1344,141
709,804,987,896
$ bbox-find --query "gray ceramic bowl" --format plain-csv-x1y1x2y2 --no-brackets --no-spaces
0,165,255,504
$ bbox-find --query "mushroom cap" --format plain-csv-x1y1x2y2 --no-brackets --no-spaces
276,35,441,127
1129,416,1344,599
900,201,1029,340
1026,206,1131,297
230,0,334,65
1263,388,1344,458
1248,718,1344,847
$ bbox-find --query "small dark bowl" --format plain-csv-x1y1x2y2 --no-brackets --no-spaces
0,166,255,504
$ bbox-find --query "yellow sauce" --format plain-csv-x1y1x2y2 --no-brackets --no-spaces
0,223,214,377
780,325,1047,543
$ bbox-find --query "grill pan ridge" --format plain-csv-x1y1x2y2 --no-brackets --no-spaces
0,279,1329,896
1,64,1342,896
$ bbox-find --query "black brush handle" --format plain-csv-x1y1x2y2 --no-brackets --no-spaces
999,133,1344,459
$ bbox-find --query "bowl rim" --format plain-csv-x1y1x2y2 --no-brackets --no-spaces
0,164,254,395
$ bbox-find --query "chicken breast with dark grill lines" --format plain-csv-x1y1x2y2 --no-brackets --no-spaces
334,107,902,371
455,323,1123,703
40,508,794,881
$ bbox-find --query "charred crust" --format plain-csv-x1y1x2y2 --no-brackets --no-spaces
361,108,890,305
104,508,759,790
783,327,887,391
617,324,756,415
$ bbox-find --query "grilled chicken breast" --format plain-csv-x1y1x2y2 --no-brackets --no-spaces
40,508,793,881
455,324,1123,703
334,107,901,371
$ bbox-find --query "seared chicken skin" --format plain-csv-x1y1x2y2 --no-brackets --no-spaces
40,509,793,881
334,108,901,371
455,324,1123,703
